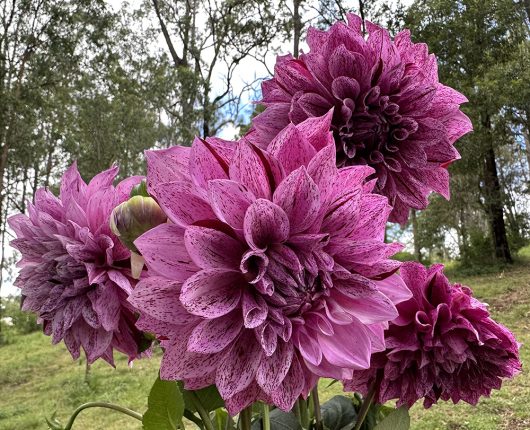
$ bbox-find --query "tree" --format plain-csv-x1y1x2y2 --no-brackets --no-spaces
406,0,529,264
148,0,283,143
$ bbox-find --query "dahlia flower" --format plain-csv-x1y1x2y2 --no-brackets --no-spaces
129,121,411,415
9,163,146,365
344,262,521,408
248,14,473,224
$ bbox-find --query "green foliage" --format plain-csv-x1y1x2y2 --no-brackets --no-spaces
130,181,150,198
213,409,236,430
251,408,301,430
321,395,358,430
180,383,225,413
393,252,417,262
143,375,184,430
0,296,39,345
405,0,530,264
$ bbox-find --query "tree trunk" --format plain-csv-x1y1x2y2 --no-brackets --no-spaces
411,210,421,262
459,207,469,258
482,114,512,263
523,110,530,184
293,0,302,58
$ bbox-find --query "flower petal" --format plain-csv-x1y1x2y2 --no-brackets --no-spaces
273,167,320,234
181,269,244,318
135,223,198,282
244,199,290,249
184,226,244,269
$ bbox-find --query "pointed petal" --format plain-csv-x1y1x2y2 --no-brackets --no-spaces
243,199,290,249
216,331,263,399
188,311,243,353
273,167,320,234
256,341,294,395
155,181,216,227
208,179,255,229
128,276,197,324
184,226,244,269
268,125,317,174
134,223,198,282
181,269,244,318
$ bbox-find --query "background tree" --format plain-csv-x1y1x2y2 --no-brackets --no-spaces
405,0,530,264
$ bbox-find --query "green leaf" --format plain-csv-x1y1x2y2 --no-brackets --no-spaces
373,406,410,430
251,408,302,430
130,180,149,197
180,384,225,413
213,408,236,430
326,379,339,388
321,396,358,430
143,376,184,430
359,404,381,430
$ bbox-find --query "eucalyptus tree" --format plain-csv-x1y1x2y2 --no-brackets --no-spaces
406,0,529,263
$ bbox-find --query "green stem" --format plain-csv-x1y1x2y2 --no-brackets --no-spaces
353,384,377,430
184,410,204,429
63,402,142,430
189,392,215,430
261,403,270,430
239,406,252,430
311,386,322,430
299,398,309,429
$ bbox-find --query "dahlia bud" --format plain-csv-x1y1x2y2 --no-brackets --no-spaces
110,195,166,253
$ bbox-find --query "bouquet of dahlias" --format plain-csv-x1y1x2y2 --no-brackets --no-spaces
11,15,520,430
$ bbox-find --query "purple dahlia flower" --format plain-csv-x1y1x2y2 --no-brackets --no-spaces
248,14,473,224
344,262,521,408
129,118,412,415
9,163,146,365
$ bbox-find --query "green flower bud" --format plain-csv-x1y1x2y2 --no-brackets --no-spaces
110,195,166,253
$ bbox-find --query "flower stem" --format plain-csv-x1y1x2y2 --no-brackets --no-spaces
184,410,205,429
262,403,270,430
240,406,253,430
189,391,215,430
311,386,322,430
299,398,309,429
353,384,377,430
63,402,142,430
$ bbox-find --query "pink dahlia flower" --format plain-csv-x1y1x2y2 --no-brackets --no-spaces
129,119,411,415
248,14,473,224
344,262,521,408
9,163,146,365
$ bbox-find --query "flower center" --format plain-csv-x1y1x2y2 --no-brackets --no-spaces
334,86,418,168
240,244,333,319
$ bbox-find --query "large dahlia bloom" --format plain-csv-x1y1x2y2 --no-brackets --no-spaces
129,119,412,415
9,164,146,365
344,262,521,408
248,14,473,224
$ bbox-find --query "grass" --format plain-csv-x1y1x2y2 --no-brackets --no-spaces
1,258,529,430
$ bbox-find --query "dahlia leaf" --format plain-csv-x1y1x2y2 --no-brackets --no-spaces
179,383,225,413
373,406,409,430
251,408,301,430
143,375,184,430
213,409,236,430
320,395,358,430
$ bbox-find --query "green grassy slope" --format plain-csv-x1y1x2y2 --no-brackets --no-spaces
1,262,528,430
